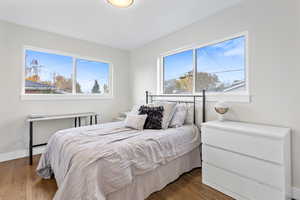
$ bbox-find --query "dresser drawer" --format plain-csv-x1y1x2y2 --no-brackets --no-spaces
202,163,285,200
201,126,284,164
202,144,284,189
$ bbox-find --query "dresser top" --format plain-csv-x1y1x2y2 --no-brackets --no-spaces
202,120,291,139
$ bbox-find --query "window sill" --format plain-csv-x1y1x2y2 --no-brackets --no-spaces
156,93,251,103
205,93,250,103
20,94,114,101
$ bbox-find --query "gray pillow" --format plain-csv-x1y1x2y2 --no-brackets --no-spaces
169,104,188,128
153,102,176,129
184,104,194,125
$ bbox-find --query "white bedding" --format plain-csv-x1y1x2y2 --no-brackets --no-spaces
37,121,201,200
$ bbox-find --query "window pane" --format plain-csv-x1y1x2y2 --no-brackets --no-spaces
76,59,110,94
25,50,73,94
163,50,193,94
196,36,246,93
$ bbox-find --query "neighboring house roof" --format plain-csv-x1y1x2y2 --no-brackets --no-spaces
223,80,246,92
25,80,55,90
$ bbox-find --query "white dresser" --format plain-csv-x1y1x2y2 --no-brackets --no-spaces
201,120,291,200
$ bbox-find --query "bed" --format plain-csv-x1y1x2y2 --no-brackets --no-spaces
37,91,206,200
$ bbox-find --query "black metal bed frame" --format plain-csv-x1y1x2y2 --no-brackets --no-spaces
145,90,206,124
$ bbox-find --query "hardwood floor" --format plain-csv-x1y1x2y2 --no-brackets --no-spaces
0,155,233,200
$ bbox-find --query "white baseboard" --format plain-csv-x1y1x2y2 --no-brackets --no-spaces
0,146,46,163
293,187,300,199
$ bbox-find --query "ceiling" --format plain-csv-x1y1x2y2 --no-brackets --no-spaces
0,0,241,50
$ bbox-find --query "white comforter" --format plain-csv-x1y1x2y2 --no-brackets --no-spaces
37,122,200,200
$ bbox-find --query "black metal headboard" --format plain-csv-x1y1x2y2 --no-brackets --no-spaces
145,90,206,124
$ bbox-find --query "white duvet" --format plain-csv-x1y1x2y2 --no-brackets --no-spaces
37,121,201,200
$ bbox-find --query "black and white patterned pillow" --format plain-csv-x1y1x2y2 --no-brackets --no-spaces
139,106,164,129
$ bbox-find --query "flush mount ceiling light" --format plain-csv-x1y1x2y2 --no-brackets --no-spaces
106,0,134,8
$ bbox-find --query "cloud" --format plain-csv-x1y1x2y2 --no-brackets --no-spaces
224,46,244,56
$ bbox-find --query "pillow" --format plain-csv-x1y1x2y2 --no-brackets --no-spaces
153,102,177,129
130,104,141,114
169,104,188,128
184,104,194,125
139,106,164,129
124,114,147,130
130,103,154,114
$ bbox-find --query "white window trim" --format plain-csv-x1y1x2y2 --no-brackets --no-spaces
158,31,250,103
21,46,114,101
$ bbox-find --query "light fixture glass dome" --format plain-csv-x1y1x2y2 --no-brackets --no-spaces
107,0,134,8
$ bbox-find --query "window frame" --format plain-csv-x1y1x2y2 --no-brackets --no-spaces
158,32,250,102
21,46,113,100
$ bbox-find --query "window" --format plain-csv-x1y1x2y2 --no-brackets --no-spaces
76,59,110,95
196,36,245,93
163,50,193,94
23,47,112,99
25,50,73,94
161,34,248,97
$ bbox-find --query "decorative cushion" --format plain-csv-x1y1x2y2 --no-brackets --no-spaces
130,103,154,114
153,102,177,129
124,114,148,130
139,106,164,129
169,104,188,128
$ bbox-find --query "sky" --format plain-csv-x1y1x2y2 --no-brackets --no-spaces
25,50,109,93
164,36,245,86
76,59,109,93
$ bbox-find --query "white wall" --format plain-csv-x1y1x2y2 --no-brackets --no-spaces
130,0,300,189
0,20,131,154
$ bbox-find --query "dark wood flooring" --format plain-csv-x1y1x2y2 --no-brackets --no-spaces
0,155,233,200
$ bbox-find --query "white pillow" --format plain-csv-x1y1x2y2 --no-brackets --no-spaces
124,114,147,130
130,104,141,114
169,104,187,128
184,104,194,125
153,102,176,129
